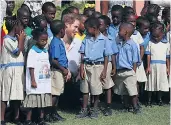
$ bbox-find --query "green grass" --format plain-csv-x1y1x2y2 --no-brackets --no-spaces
6,104,170,125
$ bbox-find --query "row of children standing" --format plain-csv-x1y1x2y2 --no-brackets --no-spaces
0,1,170,125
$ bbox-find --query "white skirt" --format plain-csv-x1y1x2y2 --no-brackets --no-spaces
136,62,147,82
145,64,169,91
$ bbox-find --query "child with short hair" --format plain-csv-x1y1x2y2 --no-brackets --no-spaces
42,2,56,40
17,7,32,37
92,11,102,18
76,17,113,119
83,7,95,18
107,5,123,39
48,20,70,121
24,28,52,125
145,22,170,106
67,6,79,14
113,22,141,114
98,15,118,116
0,18,25,125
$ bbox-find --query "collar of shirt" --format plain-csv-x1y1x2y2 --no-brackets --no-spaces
4,35,17,41
133,30,138,35
110,24,120,29
32,45,47,53
89,33,106,42
75,33,86,41
108,35,114,40
143,32,151,39
118,39,132,46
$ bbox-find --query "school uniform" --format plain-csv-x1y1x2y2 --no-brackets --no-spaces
24,45,52,108
49,37,68,96
0,35,24,101
79,33,113,95
113,39,140,96
145,39,170,91
107,24,120,40
103,35,118,90
47,24,53,41
131,30,147,82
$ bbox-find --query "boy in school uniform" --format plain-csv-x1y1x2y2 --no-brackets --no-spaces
76,17,113,119
113,22,141,114
48,20,71,121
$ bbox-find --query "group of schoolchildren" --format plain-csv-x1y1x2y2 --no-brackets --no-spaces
0,1,170,125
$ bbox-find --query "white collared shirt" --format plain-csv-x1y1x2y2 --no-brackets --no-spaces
62,38,82,76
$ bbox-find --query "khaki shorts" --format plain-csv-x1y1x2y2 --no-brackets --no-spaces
103,62,114,89
51,69,65,96
113,69,138,96
80,64,104,95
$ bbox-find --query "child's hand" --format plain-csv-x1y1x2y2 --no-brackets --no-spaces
111,68,116,76
80,64,85,80
146,67,151,74
167,68,170,76
100,69,107,83
66,69,71,82
16,30,26,43
31,81,37,88
63,68,68,76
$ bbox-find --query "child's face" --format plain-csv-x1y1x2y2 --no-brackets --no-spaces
111,11,122,25
6,1,15,13
19,11,30,26
139,22,150,36
118,26,127,40
37,34,48,48
151,26,163,41
66,20,80,39
60,28,65,38
126,15,136,27
79,17,87,33
40,20,47,30
99,19,107,33
43,7,56,23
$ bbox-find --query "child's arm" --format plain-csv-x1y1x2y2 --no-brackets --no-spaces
101,1,109,15
100,56,108,82
111,54,116,76
133,63,137,72
146,55,151,74
140,45,145,60
16,30,26,55
166,58,170,76
80,54,85,79
29,68,37,88
52,59,68,76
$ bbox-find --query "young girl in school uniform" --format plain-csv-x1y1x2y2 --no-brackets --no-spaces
23,28,52,125
145,22,170,106
0,19,25,125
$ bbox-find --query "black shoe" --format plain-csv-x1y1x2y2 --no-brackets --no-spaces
13,119,23,125
44,114,53,122
76,108,89,118
38,121,48,125
24,120,37,125
103,107,112,116
146,101,152,107
1,121,6,125
133,108,141,114
89,108,98,119
52,112,66,121
137,101,142,109
158,100,163,106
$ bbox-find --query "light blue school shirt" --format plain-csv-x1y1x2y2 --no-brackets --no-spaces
47,24,53,39
107,24,120,39
143,32,151,50
79,33,113,62
108,35,119,61
116,39,140,70
49,37,68,68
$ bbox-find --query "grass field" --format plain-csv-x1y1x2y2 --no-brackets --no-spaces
6,104,170,125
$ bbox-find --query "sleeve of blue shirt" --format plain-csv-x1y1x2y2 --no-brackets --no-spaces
104,39,113,56
79,39,86,54
111,40,119,55
132,43,141,63
51,43,60,59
